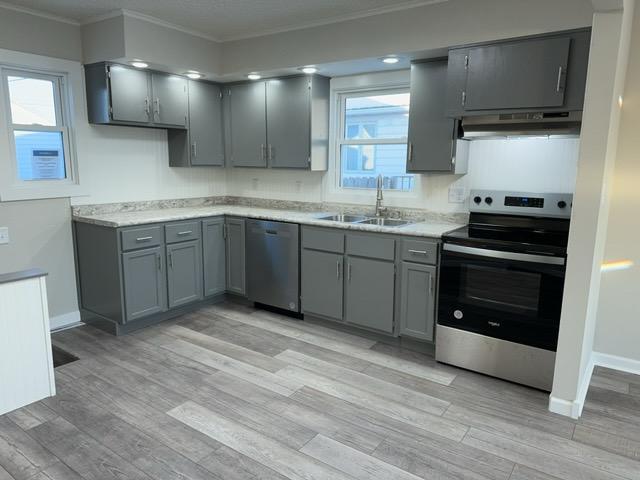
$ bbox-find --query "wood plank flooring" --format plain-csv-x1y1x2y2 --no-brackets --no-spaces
1,301,639,479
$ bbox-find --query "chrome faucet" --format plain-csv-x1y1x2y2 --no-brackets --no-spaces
375,174,386,217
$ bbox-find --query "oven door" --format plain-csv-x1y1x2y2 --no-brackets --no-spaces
438,243,566,351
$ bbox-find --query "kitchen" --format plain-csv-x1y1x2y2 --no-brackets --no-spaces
1,1,639,479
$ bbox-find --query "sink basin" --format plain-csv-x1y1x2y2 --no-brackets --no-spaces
358,218,413,227
317,214,369,223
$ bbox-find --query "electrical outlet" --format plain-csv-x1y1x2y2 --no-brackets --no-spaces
448,186,466,204
0,227,9,245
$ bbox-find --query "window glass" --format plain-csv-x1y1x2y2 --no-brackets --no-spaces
7,75,58,126
14,131,66,180
339,90,412,191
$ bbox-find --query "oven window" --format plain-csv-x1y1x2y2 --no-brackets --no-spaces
462,265,541,313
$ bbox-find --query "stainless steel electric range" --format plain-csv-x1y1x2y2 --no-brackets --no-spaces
436,190,573,391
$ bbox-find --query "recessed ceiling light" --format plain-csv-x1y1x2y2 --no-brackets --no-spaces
247,73,261,80
381,56,400,64
130,61,149,69
299,66,318,74
185,71,203,79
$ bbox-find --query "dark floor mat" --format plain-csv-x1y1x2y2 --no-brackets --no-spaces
52,345,79,368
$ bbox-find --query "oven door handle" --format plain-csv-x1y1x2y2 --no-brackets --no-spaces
443,243,565,266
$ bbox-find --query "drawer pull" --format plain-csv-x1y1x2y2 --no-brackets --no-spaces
408,249,428,255
136,236,153,242
177,230,193,236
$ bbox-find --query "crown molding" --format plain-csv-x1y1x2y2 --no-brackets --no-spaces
0,0,79,25
220,0,448,42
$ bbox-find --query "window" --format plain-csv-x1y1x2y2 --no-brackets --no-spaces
2,69,72,182
337,90,412,191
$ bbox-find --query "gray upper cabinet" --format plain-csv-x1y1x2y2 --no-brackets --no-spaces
399,262,436,341
151,72,188,128
445,28,591,116
168,80,225,167
345,256,395,334
301,249,344,321
84,62,188,129
226,75,330,170
166,240,203,308
225,217,246,295
266,77,311,169
122,246,167,322
107,65,150,124
407,60,468,174
228,82,268,167
202,217,227,297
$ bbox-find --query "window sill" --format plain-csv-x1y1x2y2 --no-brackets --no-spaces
0,183,88,202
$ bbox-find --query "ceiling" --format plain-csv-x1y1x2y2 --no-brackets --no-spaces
2,0,442,41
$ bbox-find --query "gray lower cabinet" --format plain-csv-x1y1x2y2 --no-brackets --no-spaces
166,240,203,308
301,249,344,321
122,246,167,321
345,256,395,334
202,217,226,297
225,217,246,295
399,262,436,341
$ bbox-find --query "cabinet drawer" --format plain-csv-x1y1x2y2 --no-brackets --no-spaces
401,239,438,265
121,226,163,251
346,233,395,261
165,221,201,244
302,227,344,253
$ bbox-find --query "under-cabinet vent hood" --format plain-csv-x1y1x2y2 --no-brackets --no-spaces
461,111,582,139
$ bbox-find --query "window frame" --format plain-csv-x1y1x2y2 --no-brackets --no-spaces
334,86,413,192
0,48,85,202
2,67,76,185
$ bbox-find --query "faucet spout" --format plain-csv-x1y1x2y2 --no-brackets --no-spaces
375,174,386,217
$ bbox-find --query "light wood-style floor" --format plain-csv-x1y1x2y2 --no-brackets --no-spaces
1,301,639,480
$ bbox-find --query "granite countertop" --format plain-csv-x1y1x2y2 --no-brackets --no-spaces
73,205,465,239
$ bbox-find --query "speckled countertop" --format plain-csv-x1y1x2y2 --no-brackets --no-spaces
73,205,465,239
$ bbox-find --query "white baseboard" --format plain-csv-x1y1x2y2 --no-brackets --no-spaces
548,354,595,419
592,351,640,376
49,310,83,331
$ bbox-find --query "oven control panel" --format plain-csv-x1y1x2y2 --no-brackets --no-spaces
470,190,573,218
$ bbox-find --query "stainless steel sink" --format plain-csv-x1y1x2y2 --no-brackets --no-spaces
358,218,413,227
317,214,369,223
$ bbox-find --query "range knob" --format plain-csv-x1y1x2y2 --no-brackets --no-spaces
473,196,482,204
557,200,567,209
485,196,493,205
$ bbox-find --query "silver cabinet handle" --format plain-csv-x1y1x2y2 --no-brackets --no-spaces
429,275,433,294
154,98,160,117
408,249,428,255
168,251,173,268
156,252,162,271
407,142,413,163
191,142,197,158
556,66,563,92
336,259,340,279
136,236,153,242
260,144,266,162
348,263,352,283
177,231,193,236
144,97,150,116
268,144,274,162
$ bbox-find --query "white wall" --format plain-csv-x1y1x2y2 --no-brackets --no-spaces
594,0,640,368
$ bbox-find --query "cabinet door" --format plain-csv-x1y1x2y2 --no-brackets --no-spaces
151,72,188,127
122,246,166,322
202,218,226,297
465,37,570,111
167,240,203,308
108,64,150,124
266,77,310,168
225,218,246,295
189,81,225,166
400,262,436,341
345,256,395,333
301,249,343,321
228,83,267,167
407,60,457,172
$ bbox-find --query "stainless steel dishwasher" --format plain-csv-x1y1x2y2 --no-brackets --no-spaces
246,219,300,312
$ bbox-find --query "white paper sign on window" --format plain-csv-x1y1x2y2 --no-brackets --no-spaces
31,149,64,180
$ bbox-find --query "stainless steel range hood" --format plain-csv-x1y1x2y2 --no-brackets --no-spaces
461,111,582,139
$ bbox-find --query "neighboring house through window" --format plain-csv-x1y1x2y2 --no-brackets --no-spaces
336,89,412,191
